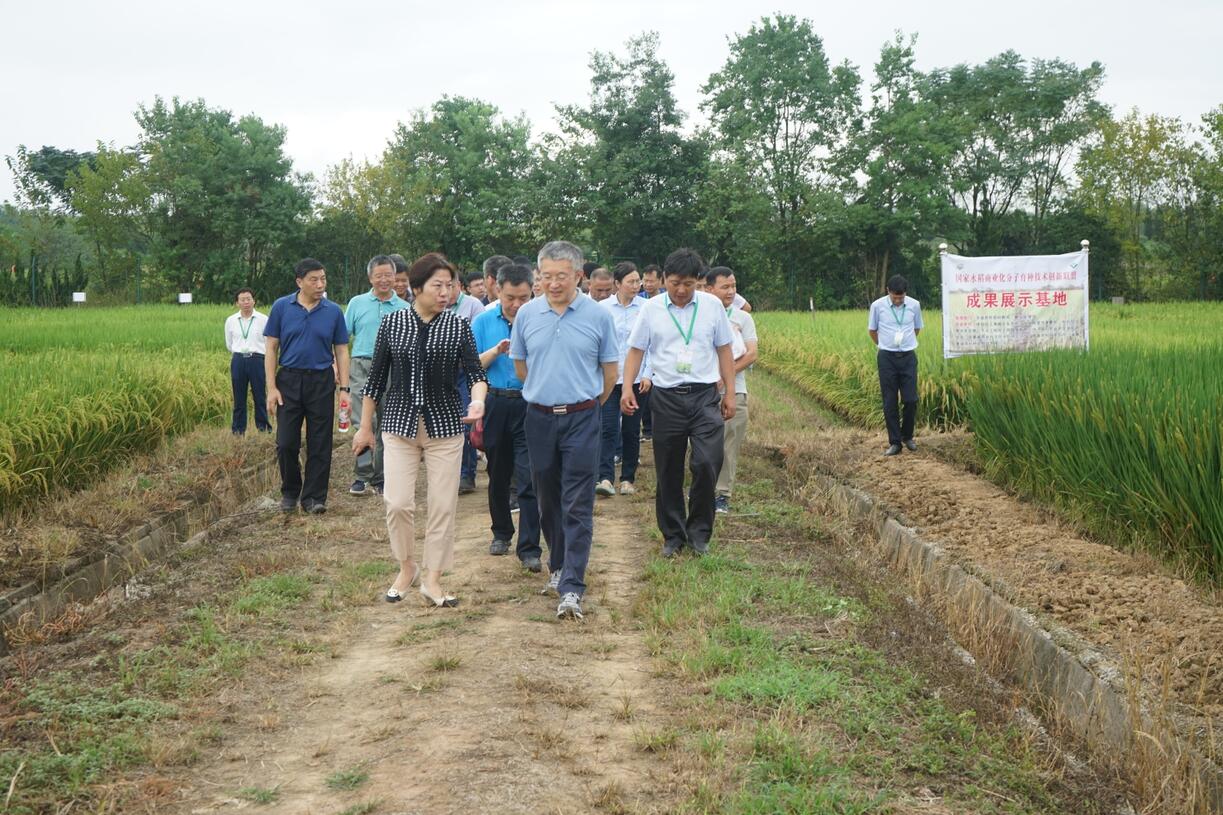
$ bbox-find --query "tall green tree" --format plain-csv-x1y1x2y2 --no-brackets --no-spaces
380,96,537,266
137,97,310,299
66,145,150,296
4,145,97,213
702,15,860,303
556,32,707,262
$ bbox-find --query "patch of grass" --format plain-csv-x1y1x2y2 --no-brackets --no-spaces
325,764,370,791
637,538,1090,814
427,655,462,673
335,801,380,815
231,573,312,615
238,784,280,804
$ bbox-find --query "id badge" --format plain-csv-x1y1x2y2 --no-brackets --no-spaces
893,330,904,347
676,348,694,375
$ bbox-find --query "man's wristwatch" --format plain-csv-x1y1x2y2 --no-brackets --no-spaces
339,386,351,393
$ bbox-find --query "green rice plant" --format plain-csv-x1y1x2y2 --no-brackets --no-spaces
754,303,1223,582
0,306,238,516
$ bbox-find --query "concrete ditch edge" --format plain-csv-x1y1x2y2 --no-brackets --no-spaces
807,469,1223,812
0,455,281,656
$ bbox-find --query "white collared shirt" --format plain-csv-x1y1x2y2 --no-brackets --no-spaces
225,310,268,354
627,291,733,389
868,295,923,351
600,294,652,385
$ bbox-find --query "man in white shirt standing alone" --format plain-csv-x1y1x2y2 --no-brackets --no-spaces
868,275,923,456
224,287,271,435
621,249,735,557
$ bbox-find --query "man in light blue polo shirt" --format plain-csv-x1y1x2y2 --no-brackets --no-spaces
622,248,735,557
472,263,542,572
344,254,408,495
510,241,618,620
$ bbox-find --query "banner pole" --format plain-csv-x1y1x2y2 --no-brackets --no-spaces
939,243,949,372
1081,239,1091,351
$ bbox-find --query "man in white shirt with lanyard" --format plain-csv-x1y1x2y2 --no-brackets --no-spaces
621,248,735,557
868,275,924,456
224,287,271,435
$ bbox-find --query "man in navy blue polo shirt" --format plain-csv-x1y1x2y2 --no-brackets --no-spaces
510,241,618,620
472,263,541,572
264,258,351,514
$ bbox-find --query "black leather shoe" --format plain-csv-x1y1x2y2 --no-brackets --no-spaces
883,444,902,457
458,477,476,494
280,496,298,513
690,542,709,556
521,556,542,573
303,502,327,515
903,439,917,452
661,541,681,558
489,539,510,556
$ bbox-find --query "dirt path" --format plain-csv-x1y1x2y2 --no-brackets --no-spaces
169,472,678,815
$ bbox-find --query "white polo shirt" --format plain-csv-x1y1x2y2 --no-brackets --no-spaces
627,291,733,389
224,310,268,355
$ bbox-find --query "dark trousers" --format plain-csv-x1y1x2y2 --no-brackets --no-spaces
878,349,919,445
457,375,477,481
525,405,600,597
231,353,270,433
599,383,641,484
651,383,724,551
639,388,653,436
275,367,335,507
485,394,541,560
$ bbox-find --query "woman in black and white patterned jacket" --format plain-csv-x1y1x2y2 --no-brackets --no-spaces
353,253,488,608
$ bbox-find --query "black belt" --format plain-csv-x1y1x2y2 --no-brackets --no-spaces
279,366,331,374
657,382,716,395
234,352,264,358
879,349,915,356
489,387,523,399
531,399,597,415
352,355,372,360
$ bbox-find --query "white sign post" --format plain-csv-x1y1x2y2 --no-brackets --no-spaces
940,241,1090,359
72,291,86,304
178,292,193,305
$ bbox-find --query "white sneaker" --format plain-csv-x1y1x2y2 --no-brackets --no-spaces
543,570,561,595
595,479,616,497
557,592,584,619
618,481,636,495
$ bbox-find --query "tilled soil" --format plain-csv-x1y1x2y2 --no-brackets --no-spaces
781,425,1223,727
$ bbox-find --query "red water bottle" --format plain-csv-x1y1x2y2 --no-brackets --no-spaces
337,405,351,433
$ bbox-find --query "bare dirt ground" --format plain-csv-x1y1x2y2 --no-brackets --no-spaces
167,483,680,815
754,374,1222,740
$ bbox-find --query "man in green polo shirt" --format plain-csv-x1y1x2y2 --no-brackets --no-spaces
344,254,409,495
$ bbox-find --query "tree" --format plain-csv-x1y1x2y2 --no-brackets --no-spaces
4,145,97,212
67,145,150,296
380,96,537,266
136,97,310,299
1075,109,1190,298
556,33,707,262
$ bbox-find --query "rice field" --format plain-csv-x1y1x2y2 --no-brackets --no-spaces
754,303,1223,582
0,306,235,517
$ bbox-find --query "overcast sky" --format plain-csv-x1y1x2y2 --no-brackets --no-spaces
2,0,1219,205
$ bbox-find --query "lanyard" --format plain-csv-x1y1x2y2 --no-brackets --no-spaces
889,303,906,328
238,315,255,340
665,296,698,345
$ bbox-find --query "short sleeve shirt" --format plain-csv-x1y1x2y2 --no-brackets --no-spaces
345,290,409,358
509,293,618,405
626,291,733,389
868,295,923,352
728,308,757,394
265,293,348,370
471,304,523,390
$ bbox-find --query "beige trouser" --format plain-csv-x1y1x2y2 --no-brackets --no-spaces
716,393,749,497
382,420,465,571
